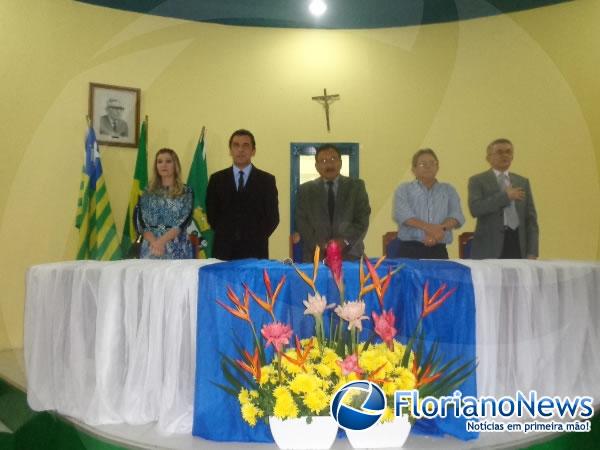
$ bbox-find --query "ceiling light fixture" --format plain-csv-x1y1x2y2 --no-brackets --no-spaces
309,0,327,17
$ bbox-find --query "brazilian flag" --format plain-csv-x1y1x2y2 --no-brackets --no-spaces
120,119,148,257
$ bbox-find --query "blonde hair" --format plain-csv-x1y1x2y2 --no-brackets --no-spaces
149,148,186,197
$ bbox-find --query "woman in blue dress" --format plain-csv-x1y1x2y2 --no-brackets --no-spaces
137,148,194,259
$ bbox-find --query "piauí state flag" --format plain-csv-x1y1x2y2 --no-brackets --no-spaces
75,127,123,260
186,127,213,258
120,119,148,256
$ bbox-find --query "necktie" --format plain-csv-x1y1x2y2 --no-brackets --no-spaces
237,170,245,192
498,173,519,229
112,120,117,131
327,181,335,223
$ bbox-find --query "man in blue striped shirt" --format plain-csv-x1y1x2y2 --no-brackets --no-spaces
392,149,465,259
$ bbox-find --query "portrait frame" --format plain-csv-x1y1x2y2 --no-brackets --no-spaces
89,82,140,148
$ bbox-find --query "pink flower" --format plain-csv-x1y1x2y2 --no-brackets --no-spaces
325,240,343,285
372,309,397,350
261,322,293,352
337,354,364,376
335,300,368,331
303,293,335,316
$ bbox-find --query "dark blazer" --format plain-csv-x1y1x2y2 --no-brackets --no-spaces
468,169,539,259
99,115,128,137
206,166,279,260
296,175,371,262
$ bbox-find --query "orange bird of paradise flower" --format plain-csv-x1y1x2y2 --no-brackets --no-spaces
236,347,261,382
362,256,392,308
421,281,456,318
246,270,286,319
216,285,251,322
282,336,315,372
293,246,320,293
412,357,442,388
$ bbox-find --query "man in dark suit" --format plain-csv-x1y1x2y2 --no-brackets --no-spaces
468,138,539,259
296,144,371,262
206,129,279,260
99,98,129,137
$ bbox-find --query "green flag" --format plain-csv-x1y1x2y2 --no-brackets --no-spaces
76,127,123,260
186,127,213,258
120,119,148,257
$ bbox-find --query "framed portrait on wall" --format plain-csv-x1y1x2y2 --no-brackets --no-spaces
89,82,140,147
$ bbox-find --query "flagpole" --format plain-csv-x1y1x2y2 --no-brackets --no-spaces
199,126,205,144
86,115,91,128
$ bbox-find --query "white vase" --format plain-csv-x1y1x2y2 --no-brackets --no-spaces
269,416,339,450
345,414,411,449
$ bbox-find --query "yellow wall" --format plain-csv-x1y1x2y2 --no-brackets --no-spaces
1,0,599,350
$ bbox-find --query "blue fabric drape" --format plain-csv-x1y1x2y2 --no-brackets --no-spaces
193,258,477,442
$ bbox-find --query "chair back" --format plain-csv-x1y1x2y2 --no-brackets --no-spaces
459,232,474,259
382,231,399,257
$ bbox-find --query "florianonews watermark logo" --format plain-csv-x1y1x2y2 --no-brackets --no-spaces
330,381,386,431
330,383,594,433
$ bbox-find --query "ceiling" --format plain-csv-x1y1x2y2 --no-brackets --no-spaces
76,0,568,29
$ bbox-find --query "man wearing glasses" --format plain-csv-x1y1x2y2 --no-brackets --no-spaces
296,144,371,262
468,138,539,259
392,148,464,259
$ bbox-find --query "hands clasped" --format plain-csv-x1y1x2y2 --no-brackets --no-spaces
422,223,445,247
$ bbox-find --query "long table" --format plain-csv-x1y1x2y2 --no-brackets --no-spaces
25,259,217,434
24,259,600,438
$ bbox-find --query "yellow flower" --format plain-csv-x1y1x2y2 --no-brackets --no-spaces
260,365,274,385
290,373,320,395
238,388,250,405
314,363,332,378
382,381,397,396
380,407,395,423
241,402,263,426
322,348,339,366
394,367,417,391
359,349,388,373
274,385,290,399
303,389,329,414
273,388,299,419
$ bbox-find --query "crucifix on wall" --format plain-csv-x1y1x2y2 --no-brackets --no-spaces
312,88,340,132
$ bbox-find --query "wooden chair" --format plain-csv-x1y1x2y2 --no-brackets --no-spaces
458,232,474,259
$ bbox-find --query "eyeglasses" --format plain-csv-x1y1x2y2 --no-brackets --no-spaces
317,157,340,164
416,161,438,168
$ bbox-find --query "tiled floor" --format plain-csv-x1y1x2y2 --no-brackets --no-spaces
0,349,569,450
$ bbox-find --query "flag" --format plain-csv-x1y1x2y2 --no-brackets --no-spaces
75,126,123,260
120,119,148,256
186,127,213,258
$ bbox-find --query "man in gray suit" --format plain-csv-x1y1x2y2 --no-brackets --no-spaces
296,144,371,262
468,138,539,259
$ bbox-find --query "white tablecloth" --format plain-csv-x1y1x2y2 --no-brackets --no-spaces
25,259,217,434
24,259,600,434
459,259,600,404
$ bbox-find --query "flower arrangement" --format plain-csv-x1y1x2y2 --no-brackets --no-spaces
216,242,476,428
